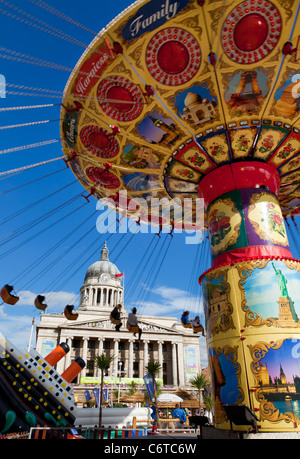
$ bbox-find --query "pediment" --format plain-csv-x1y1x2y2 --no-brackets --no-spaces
139,319,177,334
61,317,179,334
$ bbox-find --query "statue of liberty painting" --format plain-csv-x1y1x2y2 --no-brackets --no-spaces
272,262,289,297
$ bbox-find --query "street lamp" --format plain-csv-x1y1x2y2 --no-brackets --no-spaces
117,361,127,404
107,368,115,406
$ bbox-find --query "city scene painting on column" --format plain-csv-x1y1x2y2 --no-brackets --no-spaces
239,259,300,328
250,338,300,424
208,345,244,426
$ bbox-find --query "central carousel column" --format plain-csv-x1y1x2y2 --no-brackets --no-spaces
198,162,300,432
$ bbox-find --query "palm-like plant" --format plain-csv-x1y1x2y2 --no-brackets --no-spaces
94,353,114,428
127,380,138,396
145,360,162,428
190,372,209,414
204,395,212,416
143,382,162,403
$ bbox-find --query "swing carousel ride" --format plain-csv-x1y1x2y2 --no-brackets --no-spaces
2,0,300,435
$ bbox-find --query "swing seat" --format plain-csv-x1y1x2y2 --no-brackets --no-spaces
181,320,192,329
1,284,19,305
127,322,139,333
35,295,47,311
64,305,78,321
110,315,121,325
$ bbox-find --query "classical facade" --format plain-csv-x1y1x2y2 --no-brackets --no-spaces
35,243,202,390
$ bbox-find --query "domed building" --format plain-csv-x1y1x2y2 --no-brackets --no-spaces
181,91,216,126
35,242,203,402
79,242,124,313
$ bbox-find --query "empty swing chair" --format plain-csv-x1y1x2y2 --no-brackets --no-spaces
64,305,78,321
1,284,19,305
34,295,47,311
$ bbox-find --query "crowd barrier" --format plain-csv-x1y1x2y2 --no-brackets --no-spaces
2,417,197,439
28,424,151,439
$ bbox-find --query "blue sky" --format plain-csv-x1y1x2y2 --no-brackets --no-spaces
0,0,210,366
1,0,300,372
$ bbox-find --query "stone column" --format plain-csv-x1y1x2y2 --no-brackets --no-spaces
113,339,119,375
158,341,164,379
172,341,178,386
143,340,149,375
81,337,88,377
128,339,134,378
177,341,185,386
65,336,73,371
97,338,105,377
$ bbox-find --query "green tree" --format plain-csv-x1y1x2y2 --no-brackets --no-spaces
145,360,162,428
190,372,209,414
204,395,212,413
143,382,162,404
127,380,138,396
94,353,114,428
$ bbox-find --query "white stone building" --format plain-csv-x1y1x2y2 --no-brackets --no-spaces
35,242,202,390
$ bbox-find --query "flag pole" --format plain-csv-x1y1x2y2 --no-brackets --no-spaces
27,317,35,352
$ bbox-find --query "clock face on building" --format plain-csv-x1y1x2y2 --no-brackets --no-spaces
101,274,110,283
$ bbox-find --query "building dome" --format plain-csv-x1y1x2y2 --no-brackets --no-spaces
184,91,202,107
80,242,123,312
84,241,121,281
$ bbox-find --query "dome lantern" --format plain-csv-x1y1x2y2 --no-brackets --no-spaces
100,241,109,262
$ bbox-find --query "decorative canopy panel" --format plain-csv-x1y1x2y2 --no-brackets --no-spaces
60,0,300,231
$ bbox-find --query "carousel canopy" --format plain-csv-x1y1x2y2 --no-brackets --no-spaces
60,0,300,233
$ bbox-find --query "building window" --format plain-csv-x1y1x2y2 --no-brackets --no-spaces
163,363,168,384
133,342,139,351
148,343,153,352
133,362,139,378
162,343,167,353
119,342,125,351
88,340,96,350
103,341,110,350
86,360,94,376
73,339,81,349
97,289,101,304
